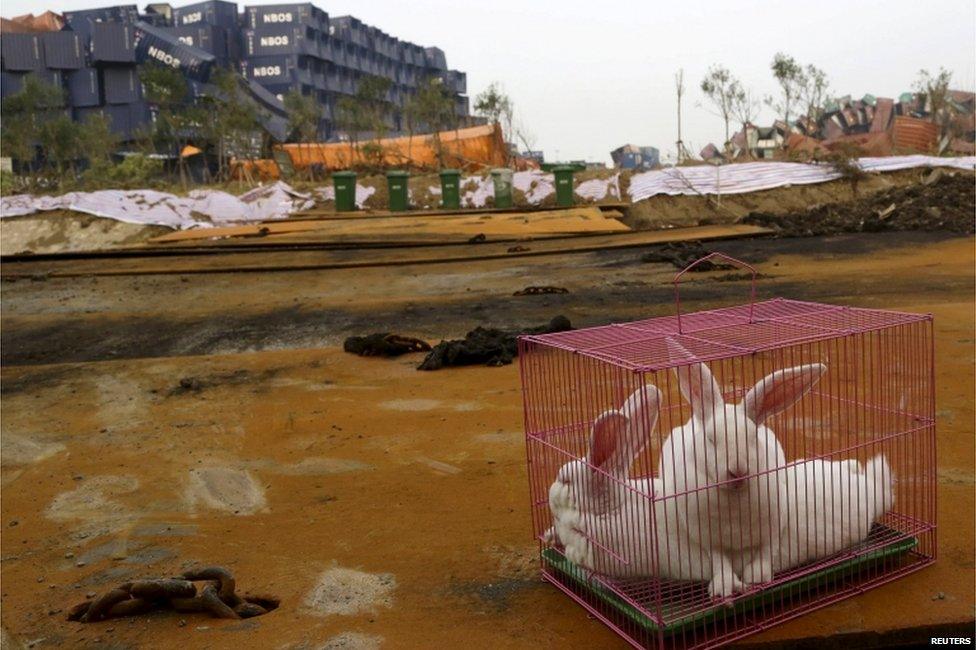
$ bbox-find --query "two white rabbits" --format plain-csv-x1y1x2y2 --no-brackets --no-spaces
545,353,894,599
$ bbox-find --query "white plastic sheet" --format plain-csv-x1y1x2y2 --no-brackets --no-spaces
628,156,976,203
1,181,315,229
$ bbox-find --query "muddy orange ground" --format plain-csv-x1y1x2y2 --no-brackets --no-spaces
1,233,973,649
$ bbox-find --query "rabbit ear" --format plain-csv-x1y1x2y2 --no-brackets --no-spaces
587,385,661,477
673,362,723,424
743,363,827,423
587,410,629,471
616,385,661,471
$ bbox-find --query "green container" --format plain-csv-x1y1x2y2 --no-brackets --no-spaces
333,171,357,212
439,168,461,210
553,165,575,207
386,170,409,212
490,168,513,209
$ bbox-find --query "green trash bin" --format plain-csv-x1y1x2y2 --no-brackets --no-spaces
333,171,357,212
439,169,461,210
553,165,575,207
490,168,513,209
386,170,409,212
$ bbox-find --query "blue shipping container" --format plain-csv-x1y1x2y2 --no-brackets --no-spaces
63,5,139,36
133,21,216,82
242,55,297,84
163,25,231,60
173,0,239,29
91,23,137,64
1,71,27,98
243,25,319,57
42,32,86,70
67,68,101,107
103,66,141,104
245,3,328,30
1,34,45,71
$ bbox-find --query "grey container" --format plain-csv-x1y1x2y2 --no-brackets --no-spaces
1,71,27,98
1,34,45,71
101,104,132,137
173,0,239,30
241,54,298,84
42,32,86,70
67,68,101,107
64,5,139,36
133,21,216,82
27,69,66,103
103,66,141,104
243,25,320,57
447,69,466,94
91,23,136,64
246,3,328,30
424,46,447,71
164,25,231,61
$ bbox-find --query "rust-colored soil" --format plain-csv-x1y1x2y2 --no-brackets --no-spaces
1,233,973,649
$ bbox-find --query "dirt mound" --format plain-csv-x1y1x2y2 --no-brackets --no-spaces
623,168,955,229
741,171,975,236
0,211,171,255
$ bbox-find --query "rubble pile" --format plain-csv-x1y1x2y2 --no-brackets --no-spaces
703,90,976,161
741,170,976,236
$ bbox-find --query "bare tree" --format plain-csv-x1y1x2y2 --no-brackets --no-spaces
914,67,953,137
701,66,746,149
765,53,805,127
730,86,759,156
675,68,690,163
799,64,830,122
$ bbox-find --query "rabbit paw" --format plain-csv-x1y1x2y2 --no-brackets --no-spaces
564,535,593,568
708,572,746,599
741,556,773,585
542,526,557,546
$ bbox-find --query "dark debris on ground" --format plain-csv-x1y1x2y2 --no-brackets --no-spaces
741,170,976,237
417,316,572,370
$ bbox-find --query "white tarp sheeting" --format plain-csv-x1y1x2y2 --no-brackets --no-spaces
1,182,316,229
628,155,976,203
4,155,969,228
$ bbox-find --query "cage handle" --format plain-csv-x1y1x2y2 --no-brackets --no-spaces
673,253,757,333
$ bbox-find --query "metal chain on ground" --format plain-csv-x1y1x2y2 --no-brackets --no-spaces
67,566,279,623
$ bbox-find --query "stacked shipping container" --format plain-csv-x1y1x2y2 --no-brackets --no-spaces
0,0,472,143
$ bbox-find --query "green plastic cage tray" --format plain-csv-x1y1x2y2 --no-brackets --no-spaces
542,526,918,635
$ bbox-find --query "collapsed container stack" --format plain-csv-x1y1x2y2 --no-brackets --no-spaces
239,3,332,135
0,1,473,143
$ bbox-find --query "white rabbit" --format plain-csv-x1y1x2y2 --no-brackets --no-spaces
657,352,828,598
545,384,664,579
546,383,747,587
773,454,894,573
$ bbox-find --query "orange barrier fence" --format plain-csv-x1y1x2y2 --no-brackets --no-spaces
277,123,507,171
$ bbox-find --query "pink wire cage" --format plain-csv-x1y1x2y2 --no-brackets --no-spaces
518,254,936,649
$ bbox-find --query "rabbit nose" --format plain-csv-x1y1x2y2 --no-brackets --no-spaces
726,468,748,489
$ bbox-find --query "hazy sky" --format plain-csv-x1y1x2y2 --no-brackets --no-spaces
6,0,976,163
